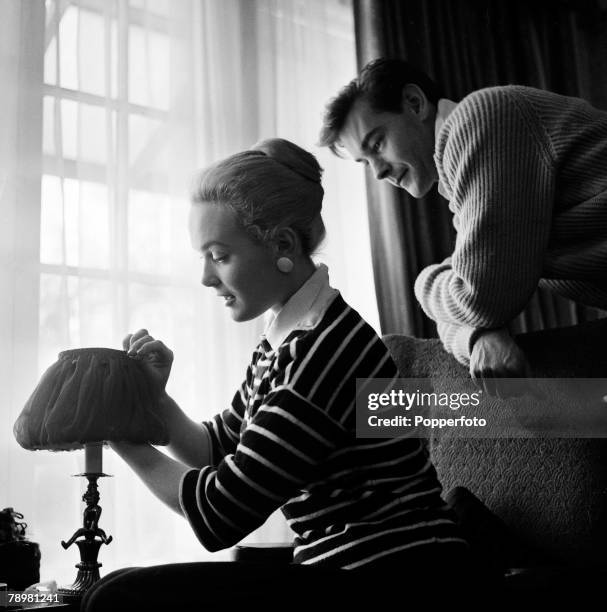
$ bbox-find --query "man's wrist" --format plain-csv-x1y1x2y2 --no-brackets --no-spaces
469,327,510,354
468,328,486,354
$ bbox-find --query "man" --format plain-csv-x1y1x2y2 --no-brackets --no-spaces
318,58,607,391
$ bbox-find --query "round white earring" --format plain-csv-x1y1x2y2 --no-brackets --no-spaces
276,257,294,273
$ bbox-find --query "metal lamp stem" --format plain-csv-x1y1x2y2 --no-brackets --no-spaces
58,472,113,602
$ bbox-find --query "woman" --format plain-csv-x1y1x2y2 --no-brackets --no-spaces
82,139,473,611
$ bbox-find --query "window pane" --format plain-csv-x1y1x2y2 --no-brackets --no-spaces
40,175,64,265
40,176,110,269
130,0,171,17
78,8,107,96
57,5,78,92
39,273,69,371
127,284,197,406
70,276,115,347
128,114,164,167
39,274,115,372
166,198,199,277
58,5,107,96
43,97,114,164
129,24,170,109
127,191,198,278
128,190,171,274
76,181,111,269
128,113,171,193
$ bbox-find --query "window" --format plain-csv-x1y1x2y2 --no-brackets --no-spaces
5,0,376,582
40,0,200,378
36,0,232,582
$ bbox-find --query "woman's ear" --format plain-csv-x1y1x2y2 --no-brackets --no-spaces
272,227,301,257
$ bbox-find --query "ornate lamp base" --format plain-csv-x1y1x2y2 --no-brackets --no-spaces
58,473,113,601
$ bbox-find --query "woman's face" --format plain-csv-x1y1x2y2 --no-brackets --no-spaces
188,203,288,322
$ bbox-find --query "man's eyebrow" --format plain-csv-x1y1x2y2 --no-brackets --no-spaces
355,127,382,162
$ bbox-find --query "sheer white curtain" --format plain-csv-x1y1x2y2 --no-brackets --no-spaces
0,0,48,569
253,0,378,329
196,0,378,331
2,0,375,584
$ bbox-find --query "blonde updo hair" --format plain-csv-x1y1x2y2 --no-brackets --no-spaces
191,138,326,256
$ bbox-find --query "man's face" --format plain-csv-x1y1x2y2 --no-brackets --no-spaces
337,90,438,198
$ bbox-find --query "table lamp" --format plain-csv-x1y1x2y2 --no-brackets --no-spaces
13,347,168,601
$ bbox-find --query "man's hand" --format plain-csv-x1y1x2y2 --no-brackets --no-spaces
469,328,533,398
123,328,173,394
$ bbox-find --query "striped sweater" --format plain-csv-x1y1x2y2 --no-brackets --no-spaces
414,86,607,364
179,266,465,569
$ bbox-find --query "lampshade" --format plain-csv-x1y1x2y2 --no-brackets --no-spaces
13,348,168,451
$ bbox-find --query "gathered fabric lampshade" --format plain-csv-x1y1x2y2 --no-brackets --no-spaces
12,347,168,600
14,348,168,451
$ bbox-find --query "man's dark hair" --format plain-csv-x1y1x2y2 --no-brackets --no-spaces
318,58,443,156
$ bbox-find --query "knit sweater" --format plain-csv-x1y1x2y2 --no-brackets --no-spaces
414,85,607,364
180,267,466,569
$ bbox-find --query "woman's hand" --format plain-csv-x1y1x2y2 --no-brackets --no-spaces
120,332,211,468
469,328,534,398
123,328,173,394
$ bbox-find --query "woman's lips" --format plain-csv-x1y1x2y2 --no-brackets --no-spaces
218,294,235,306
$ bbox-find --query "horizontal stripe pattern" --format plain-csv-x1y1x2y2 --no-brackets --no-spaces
180,294,465,566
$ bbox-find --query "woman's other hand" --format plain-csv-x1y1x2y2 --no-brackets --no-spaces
123,328,173,393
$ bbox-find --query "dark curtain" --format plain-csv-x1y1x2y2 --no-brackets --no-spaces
354,0,607,337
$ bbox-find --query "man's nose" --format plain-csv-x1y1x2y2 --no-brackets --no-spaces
201,259,218,287
370,157,390,180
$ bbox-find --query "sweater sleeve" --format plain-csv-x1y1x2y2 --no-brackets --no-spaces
539,279,607,310
179,386,349,552
434,320,480,365
201,379,247,465
415,88,556,361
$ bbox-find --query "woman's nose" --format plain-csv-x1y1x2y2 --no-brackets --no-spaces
201,259,218,287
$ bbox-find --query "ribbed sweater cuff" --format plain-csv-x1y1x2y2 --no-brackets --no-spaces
467,328,485,356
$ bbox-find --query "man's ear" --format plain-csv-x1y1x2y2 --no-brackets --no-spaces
401,83,434,121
